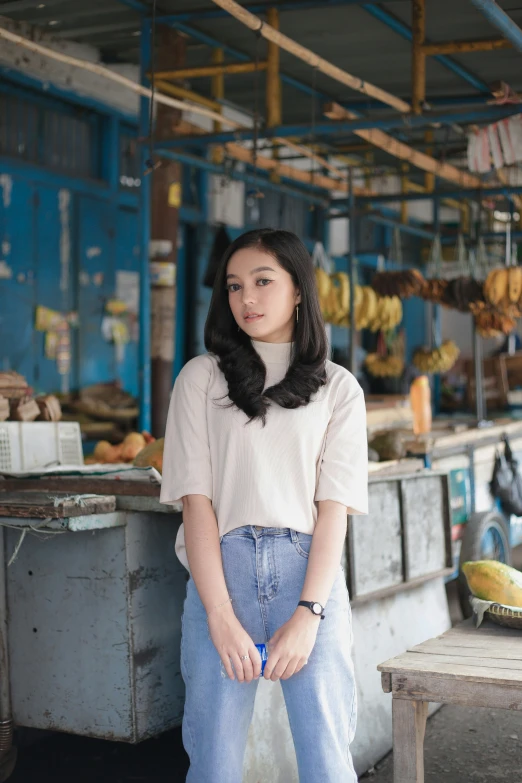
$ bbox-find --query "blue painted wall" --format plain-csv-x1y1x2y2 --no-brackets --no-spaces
0,78,141,397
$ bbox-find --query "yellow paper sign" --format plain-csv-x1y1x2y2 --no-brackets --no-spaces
168,182,181,208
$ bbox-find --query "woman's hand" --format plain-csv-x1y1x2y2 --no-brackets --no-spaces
264,609,320,681
208,603,262,683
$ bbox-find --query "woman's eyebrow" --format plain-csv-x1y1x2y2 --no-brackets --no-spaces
226,266,276,280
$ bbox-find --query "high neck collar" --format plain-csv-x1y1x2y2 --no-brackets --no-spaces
252,339,293,366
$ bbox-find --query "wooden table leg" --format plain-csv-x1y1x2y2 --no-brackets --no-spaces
392,698,428,783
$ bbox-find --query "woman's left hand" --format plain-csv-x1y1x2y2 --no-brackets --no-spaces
264,610,320,681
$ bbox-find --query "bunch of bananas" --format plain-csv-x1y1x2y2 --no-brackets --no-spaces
315,270,402,332
372,269,426,299
364,354,404,378
484,267,522,317
413,340,460,374
474,311,517,338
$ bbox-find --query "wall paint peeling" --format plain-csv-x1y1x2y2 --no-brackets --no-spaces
58,189,71,294
0,174,13,208
0,260,13,280
86,246,102,259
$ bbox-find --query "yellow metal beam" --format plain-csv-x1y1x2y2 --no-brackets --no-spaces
211,48,225,165
152,61,268,80
412,0,426,115
423,37,510,55
155,79,222,111
266,7,282,182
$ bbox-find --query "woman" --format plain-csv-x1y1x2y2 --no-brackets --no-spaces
160,228,368,782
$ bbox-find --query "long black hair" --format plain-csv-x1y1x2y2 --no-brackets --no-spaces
204,228,328,423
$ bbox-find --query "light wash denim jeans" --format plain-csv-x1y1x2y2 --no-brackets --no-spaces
180,525,357,783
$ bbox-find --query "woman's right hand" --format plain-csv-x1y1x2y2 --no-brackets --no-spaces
207,603,262,682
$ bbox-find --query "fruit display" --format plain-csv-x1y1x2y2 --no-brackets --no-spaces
364,354,404,378
86,431,155,465
314,270,402,332
462,560,522,609
133,437,164,474
412,340,460,374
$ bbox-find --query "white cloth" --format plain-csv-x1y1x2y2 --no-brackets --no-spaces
160,339,368,570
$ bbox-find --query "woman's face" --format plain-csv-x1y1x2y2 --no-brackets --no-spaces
226,247,301,344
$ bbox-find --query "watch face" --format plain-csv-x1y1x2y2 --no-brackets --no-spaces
312,602,322,615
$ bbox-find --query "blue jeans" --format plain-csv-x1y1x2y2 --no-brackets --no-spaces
180,526,357,783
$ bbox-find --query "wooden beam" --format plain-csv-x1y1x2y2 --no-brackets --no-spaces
155,79,223,112
423,37,511,55
209,0,411,113
0,23,236,128
152,60,268,79
412,0,426,115
324,101,482,189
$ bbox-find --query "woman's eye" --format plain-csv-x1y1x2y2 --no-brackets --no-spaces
257,279,272,286
228,284,241,292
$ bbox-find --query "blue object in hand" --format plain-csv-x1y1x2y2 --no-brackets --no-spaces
255,643,268,675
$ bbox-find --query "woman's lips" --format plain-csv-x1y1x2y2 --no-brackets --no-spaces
244,314,263,322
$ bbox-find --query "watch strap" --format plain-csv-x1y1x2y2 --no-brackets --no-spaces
298,600,325,619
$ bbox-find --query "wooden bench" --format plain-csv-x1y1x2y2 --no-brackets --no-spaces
378,619,522,782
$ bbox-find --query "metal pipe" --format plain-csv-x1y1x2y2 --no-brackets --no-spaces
468,0,522,54
138,18,152,433
0,529,13,754
348,169,357,375
157,104,522,148
412,0,426,114
432,193,441,414
366,212,435,240
473,323,485,421
156,148,329,205
362,3,491,94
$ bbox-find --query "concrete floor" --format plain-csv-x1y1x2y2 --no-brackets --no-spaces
360,702,522,783
6,562,522,783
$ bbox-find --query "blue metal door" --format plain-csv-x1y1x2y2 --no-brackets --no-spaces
115,207,140,397
0,174,35,383
77,196,115,388
34,185,74,393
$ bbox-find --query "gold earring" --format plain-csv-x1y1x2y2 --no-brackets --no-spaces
296,305,299,323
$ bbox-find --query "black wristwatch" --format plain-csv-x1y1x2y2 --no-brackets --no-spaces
298,600,325,619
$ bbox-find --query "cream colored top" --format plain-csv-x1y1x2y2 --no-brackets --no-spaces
160,339,368,570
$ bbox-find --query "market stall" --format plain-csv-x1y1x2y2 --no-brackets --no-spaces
0,459,452,780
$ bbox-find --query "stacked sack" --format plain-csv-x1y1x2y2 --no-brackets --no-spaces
315,269,402,332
